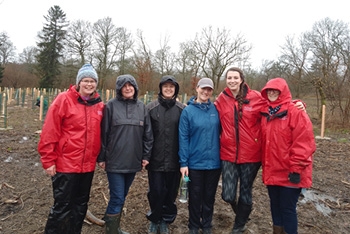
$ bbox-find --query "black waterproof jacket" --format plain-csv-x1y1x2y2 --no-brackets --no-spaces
98,74,153,173
146,75,185,171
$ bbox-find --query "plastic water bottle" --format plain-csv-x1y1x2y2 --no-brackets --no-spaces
179,175,190,203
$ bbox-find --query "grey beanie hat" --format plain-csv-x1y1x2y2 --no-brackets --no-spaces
76,64,98,85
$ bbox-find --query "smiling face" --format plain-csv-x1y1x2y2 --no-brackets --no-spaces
266,89,280,102
226,71,243,96
121,82,135,99
78,78,97,96
196,86,213,103
161,82,176,99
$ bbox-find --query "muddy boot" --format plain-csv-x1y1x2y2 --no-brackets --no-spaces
159,220,169,234
232,202,251,234
202,228,212,234
148,221,159,234
231,225,247,234
104,214,119,234
273,225,286,234
115,212,129,234
189,228,199,234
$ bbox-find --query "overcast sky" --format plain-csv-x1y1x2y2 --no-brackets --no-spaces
1,0,349,69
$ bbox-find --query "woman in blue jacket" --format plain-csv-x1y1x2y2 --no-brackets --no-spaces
178,78,221,234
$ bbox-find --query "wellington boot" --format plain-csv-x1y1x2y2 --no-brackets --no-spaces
104,213,129,234
104,214,119,234
115,213,129,234
233,202,251,232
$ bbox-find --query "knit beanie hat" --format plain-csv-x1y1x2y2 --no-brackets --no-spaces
76,64,98,85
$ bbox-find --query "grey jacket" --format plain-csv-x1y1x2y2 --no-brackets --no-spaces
98,74,153,173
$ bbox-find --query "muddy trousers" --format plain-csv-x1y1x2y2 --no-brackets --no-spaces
44,172,94,234
146,170,181,224
188,168,221,230
267,186,301,234
221,161,261,229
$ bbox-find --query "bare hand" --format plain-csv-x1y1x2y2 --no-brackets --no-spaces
45,165,56,176
98,162,105,169
142,160,149,168
295,101,306,112
180,167,189,179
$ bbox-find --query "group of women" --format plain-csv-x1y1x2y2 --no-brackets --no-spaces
37,63,315,234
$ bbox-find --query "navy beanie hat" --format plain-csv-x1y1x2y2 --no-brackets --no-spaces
76,64,98,85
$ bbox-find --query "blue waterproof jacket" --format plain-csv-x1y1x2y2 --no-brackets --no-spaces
178,96,221,170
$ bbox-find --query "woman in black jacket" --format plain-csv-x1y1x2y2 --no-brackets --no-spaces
98,74,153,234
145,75,186,234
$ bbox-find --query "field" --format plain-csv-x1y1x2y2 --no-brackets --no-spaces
0,104,350,234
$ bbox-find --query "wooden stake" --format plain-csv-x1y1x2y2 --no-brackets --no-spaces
321,105,326,138
39,95,44,121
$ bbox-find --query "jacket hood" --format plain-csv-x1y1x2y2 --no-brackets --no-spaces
187,96,212,111
158,75,179,98
116,74,138,100
261,78,292,106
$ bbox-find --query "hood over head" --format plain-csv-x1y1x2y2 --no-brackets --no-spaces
261,77,292,106
158,75,179,98
116,74,139,100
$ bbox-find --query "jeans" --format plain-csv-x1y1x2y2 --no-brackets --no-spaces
267,185,301,234
106,172,136,214
188,168,221,230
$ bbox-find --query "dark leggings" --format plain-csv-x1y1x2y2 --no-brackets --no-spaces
221,161,261,205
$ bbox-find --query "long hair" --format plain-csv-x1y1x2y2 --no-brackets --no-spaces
225,67,245,119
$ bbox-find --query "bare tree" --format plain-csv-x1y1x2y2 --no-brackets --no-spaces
192,26,251,93
305,17,350,124
18,46,38,64
0,31,16,64
153,35,176,77
115,27,134,75
132,30,154,95
92,17,120,89
65,20,93,65
279,33,310,98
175,41,202,96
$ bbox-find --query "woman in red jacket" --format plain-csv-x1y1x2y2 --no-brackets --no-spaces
215,67,305,233
38,64,104,234
215,67,265,233
260,78,315,234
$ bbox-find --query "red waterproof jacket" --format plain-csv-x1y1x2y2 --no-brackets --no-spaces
38,85,104,173
215,84,266,163
260,78,316,188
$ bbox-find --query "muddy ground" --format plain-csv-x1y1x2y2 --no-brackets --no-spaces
0,105,349,234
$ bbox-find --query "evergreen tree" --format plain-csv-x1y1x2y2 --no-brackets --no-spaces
36,5,68,88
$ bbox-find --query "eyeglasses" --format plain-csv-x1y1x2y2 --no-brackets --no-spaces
266,89,279,93
81,80,97,84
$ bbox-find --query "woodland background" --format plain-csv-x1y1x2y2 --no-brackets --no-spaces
1,5,350,128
